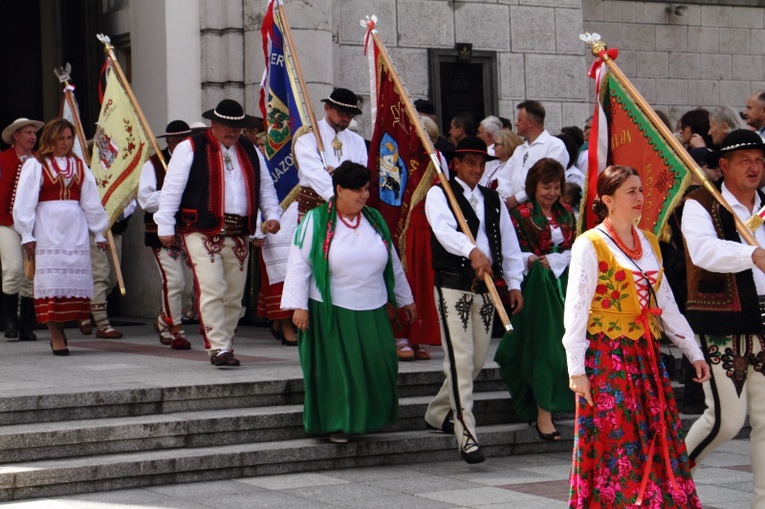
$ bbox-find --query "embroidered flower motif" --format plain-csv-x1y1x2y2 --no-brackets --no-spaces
593,264,630,312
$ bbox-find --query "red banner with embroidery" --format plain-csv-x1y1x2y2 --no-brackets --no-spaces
583,71,690,235
365,33,434,254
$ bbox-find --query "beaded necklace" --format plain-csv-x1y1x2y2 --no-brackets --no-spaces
603,218,642,260
51,156,74,179
338,212,361,235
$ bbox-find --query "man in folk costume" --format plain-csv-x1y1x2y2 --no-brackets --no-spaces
682,129,765,507
425,136,524,463
293,88,368,218
82,202,135,339
0,118,44,342
138,120,193,350
155,99,281,367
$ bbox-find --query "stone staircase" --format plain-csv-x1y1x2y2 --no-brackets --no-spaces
0,367,573,502
0,360,723,503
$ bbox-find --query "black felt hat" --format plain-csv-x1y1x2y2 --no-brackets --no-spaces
414,98,436,115
707,129,765,167
202,99,255,128
156,120,191,138
454,136,497,161
321,88,362,115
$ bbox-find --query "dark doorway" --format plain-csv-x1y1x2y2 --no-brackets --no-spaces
428,48,499,136
0,0,103,150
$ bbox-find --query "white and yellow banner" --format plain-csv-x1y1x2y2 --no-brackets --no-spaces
90,62,150,227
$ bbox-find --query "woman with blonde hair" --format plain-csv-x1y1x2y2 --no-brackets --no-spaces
13,118,108,356
479,128,521,189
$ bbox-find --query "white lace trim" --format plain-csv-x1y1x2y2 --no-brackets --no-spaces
34,289,91,299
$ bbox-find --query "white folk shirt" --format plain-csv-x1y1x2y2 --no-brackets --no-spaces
682,182,765,296
496,130,569,203
280,211,413,311
561,229,705,377
424,177,524,291
154,138,281,237
479,158,508,188
293,117,368,201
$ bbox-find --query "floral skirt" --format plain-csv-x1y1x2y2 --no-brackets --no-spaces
568,331,701,509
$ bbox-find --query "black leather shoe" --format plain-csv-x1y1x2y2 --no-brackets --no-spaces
460,446,485,464
210,350,239,367
425,410,454,435
4,319,18,339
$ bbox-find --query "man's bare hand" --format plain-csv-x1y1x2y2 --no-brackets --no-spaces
469,248,493,279
263,220,280,235
159,235,175,248
508,289,523,314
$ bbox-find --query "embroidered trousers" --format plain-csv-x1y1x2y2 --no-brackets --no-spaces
152,239,191,327
685,333,765,509
0,225,32,297
426,286,494,451
182,232,249,354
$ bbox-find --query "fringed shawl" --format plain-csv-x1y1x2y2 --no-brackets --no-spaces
294,199,397,327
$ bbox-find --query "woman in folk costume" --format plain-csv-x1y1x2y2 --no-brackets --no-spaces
256,201,299,346
563,165,710,508
281,161,416,443
494,158,575,440
394,116,447,361
13,118,109,356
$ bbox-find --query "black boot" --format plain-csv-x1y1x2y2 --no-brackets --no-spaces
3,293,19,339
18,297,37,341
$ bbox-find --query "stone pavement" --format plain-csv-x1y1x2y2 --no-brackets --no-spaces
0,439,753,508
0,320,756,508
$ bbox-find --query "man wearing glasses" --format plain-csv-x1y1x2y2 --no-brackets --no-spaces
293,88,368,218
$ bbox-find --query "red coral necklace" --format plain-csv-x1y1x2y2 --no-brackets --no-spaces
338,212,362,236
603,218,642,260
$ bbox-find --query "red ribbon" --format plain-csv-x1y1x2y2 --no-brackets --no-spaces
363,19,377,56
587,47,618,79
634,305,680,505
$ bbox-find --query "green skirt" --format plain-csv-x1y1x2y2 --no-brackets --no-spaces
494,261,575,420
299,299,399,435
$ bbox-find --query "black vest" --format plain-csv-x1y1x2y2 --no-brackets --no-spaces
684,185,764,335
144,148,170,247
175,132,260,236
431,180,503,291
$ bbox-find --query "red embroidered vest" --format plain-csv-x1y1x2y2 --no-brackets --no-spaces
0,148,32,226
38,157,85,202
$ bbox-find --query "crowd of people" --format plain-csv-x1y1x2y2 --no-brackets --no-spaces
3,87,765,507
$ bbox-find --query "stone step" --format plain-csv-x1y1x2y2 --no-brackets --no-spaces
0,368,505,426
0,413,731,503
0,392,516,463
0,422,576,502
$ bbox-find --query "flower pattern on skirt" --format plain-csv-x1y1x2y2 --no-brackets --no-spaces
568,331,701,508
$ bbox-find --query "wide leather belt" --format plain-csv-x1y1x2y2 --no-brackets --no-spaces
435,270,487,294
220,214,246,236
